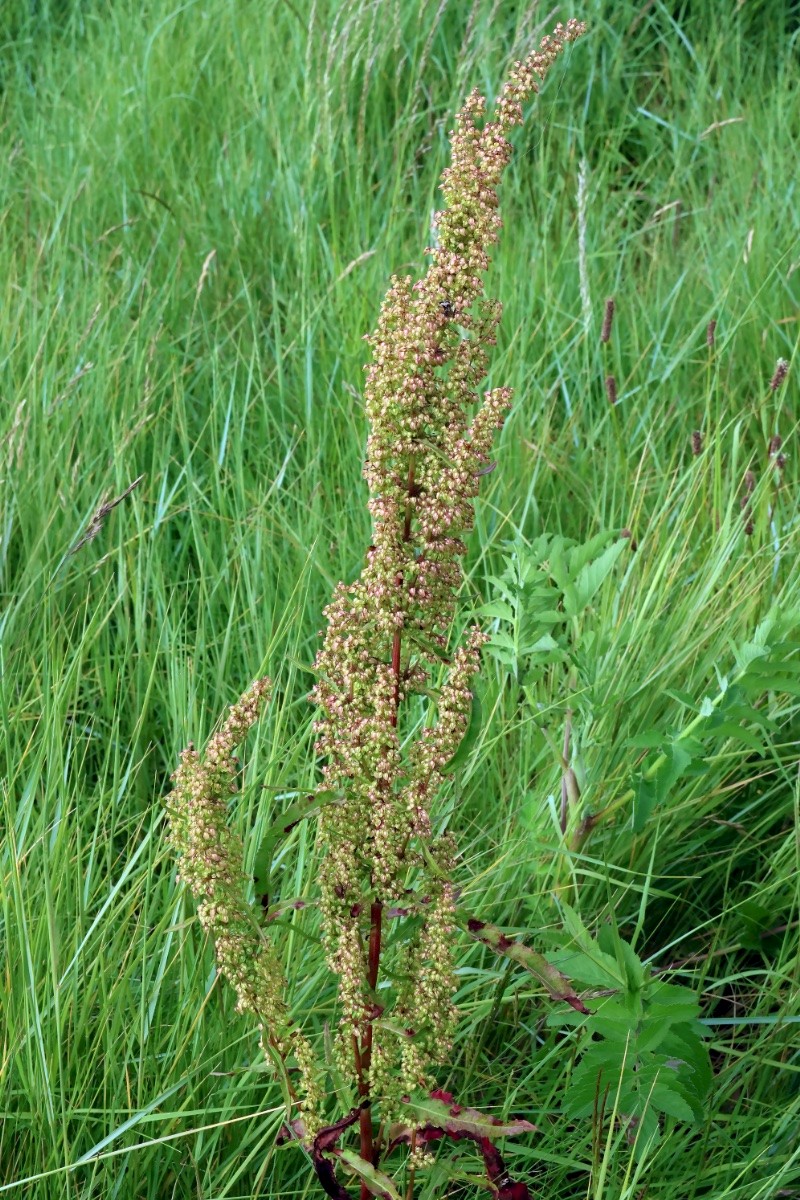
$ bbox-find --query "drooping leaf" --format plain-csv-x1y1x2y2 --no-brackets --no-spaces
389,1092,535,1200
402,1093,537,1140
336,1150,402,1200
253,790,339,896
461,914,590,1012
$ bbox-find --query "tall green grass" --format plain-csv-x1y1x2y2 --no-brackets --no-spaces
1,1,798,1196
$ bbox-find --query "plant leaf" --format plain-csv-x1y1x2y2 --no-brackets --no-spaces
479,599,516,621
441,691,483,774
336,1150,402,1200
557,902,625,987
461,914,590,1012
253,790,339,896
570,538,627,613
402,1094,537,1140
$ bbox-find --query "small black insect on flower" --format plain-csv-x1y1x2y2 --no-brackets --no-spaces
439,299,456,319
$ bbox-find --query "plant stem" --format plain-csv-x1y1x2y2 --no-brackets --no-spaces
356,456,416,1189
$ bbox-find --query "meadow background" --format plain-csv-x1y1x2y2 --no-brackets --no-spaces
1,0,799,1196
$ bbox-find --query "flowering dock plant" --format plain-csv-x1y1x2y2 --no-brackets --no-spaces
167,18,586,1198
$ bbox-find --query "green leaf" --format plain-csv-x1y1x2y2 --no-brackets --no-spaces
524,609,564,626
485,645,515,670
660,1026,712,1100
403,1095,536,1140
486,576,517,605
633,740,697,831
567,529,619,574
628,730,666,750
648,1082,696,1123
461,913,590,1011
589,997,640,1040
487,630,518,653
557,902,624,987
337,1149,402,1200
654,742,695,797
523,633,562,655
547,538,568,591
737,899,777,950
479,599,516,621
712,722,766,752
563,1042,626,1118
618,939,646,993
253,790,339,896
646,981,701,1025
441,690,483,774
571,539,627,612
632,779,657,832
740,672,800,697
546,949,621,990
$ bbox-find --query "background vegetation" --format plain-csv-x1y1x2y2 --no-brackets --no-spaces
1,0,798,1196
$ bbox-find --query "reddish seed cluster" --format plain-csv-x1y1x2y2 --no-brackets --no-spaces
770,358,788,392
165,17,587,1139
311,19,586,1088
601,297,615,344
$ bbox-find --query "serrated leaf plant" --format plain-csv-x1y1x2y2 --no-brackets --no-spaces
483,533,800,851
166,19,587,1200
545,904,712,1158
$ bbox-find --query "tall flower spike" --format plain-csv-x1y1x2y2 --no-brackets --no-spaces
311,18,586,1103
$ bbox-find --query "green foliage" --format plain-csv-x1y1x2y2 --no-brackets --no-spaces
547,904,712,1154
483,537,800,837
337,1149,403,1200
252,789,340,901
628,606,800,831
480,531,627,686
1,0,799,1197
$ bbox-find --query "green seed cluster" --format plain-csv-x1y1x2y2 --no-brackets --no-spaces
166,679,322,1134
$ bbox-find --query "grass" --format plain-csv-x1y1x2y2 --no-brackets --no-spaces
1,0,799,1196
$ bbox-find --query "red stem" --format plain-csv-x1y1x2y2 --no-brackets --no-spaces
357,457,416,1192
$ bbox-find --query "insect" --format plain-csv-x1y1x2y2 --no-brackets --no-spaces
439,299,455,319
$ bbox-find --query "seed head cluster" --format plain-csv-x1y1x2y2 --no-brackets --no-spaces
311,19,586,1090
164,17,587,1140
166,679,321,1131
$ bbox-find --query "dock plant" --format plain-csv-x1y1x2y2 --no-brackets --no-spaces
167,20,590,1199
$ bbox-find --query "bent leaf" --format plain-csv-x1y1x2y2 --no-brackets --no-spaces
460,913,590,1012
401,1093,536,1140
336,1149,402,1200
441,691,483,774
